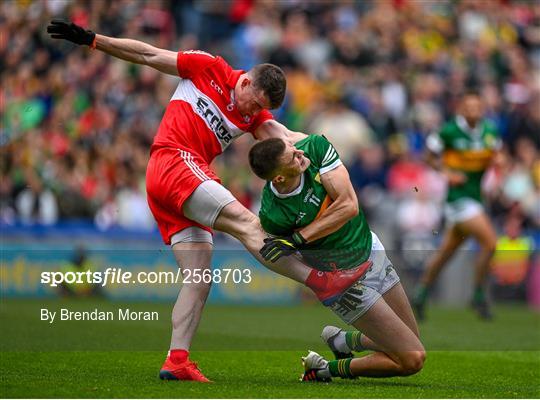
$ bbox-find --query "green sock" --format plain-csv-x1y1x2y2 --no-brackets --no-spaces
414,284,430,303
345,331,364,351
328,358,354,378
473,286,485,303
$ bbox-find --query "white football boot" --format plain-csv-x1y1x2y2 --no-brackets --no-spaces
300,350,331,382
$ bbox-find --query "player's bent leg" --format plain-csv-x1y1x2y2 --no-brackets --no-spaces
420,224,467,287
213,200,310,283
413,224,467,320
215,201,372,301
349,297,426,377
323,232,415,357
183,180,308,283
321,326,355,359
457,212,497,285
457,212,497,320
312,296,425,380
383,283,420,338
328,282,420,356
160,229,213,382
301,348,415,381
321,325,382,357
186,181,371,301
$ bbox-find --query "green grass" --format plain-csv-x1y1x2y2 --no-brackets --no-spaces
1,299,539,398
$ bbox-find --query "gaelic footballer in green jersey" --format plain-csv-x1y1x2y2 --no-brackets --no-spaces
414,92,499,321
257,134,372,271
249,134,425,381
426,113,500,223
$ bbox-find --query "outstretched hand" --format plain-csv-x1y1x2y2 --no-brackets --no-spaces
259,232,306,263
47,19,95,46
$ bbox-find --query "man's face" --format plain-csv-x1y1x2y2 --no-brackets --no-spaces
461,95,484,125
273,141,311,181
234,78,271,117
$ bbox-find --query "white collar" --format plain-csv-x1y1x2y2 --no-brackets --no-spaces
456,115,482,137
270,173,305,199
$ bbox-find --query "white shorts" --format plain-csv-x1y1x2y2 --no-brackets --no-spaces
444,198,484,225
328,232,401,325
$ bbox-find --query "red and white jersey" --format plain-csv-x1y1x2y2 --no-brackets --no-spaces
151,50,273,164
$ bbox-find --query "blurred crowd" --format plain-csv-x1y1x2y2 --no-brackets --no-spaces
1,0,539,239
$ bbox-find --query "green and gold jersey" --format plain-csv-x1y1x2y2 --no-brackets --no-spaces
426,116,500,204
259,135,372,271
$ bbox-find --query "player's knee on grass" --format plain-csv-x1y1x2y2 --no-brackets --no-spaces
399,350,426,376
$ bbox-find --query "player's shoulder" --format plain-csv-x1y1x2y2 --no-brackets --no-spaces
307,133,331,145
178,49,219,65
180,49,216,58
439,118,459,136
177,50,229,77
296,133,330,153
203,55,235,86
300,134,341,171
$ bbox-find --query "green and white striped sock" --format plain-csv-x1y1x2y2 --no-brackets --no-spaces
345,331,365,352
328,358,355,378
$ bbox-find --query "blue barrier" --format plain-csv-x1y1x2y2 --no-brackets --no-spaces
1,223,302,304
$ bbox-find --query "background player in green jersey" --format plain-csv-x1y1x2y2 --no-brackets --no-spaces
413,92,500,320
249,135,425,381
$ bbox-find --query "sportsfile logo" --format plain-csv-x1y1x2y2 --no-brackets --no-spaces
196,97,233,144
40,267,252,287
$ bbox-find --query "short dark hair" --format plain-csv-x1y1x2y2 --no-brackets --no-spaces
248,138,286,180
250,64,286,109
462,89,481,99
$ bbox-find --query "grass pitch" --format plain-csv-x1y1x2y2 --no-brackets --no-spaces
1,298,539,398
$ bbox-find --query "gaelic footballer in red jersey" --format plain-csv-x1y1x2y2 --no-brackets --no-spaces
47,20,369,382
152,50,277,164
147,51,286,244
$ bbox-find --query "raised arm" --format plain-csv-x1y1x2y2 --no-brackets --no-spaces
47,20,178,76
297,165,359,243
94,35,177,75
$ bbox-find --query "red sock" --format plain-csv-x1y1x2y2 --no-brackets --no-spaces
170,349,189,363
305,269,327,291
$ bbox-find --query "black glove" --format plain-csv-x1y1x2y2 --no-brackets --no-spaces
47,19,96,46
259,232,306,263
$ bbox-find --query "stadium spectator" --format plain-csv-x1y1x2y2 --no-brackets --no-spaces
1,0,538,269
